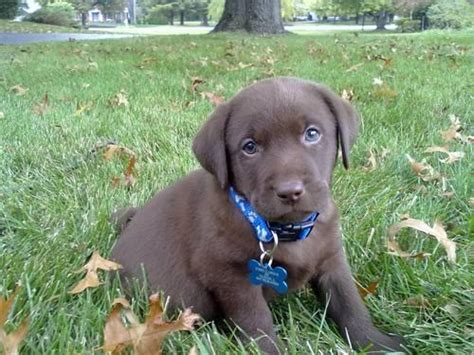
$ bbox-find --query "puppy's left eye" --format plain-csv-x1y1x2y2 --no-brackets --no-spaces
304,127,321,143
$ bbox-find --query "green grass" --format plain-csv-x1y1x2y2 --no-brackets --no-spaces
0,19,83,33
0,30,473,354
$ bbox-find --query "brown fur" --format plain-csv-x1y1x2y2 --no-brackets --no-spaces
110,77,403,353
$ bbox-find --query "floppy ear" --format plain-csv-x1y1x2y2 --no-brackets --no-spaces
192,103,231,188
317,85,360,169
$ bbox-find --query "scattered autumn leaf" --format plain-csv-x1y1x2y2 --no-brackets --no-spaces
103,144,137,187
469,197,474,206
9,85,27,96
201,92,224,106
88,61,99,70
75,101,92,117
190,77,205,93
189,346,199,355
387,238,431,260
103,293,200,354
69,251,122,294
387,218,456,263
0,112,4,119
363,148,377,171
405,295,431,309
440,114,472,144
109,90,129,107
406,154,440,181
357,280,379,299
0,287,29,355
341,89,354,102
424,146,465,164
32,93,49,116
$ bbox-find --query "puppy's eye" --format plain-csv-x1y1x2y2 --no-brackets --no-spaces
304,127,321,143
242,139,257,155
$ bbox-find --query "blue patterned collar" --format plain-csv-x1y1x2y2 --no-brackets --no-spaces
229,187,318,243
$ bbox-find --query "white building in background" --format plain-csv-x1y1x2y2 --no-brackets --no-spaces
15,0,41,20
88,6,130,24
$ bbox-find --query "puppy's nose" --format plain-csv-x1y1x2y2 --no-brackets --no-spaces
275,181,305,203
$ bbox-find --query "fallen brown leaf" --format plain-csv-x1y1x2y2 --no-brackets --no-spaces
357,280,378,299
341,89,354,102
406,154,440,181
9,85,27,96
405,295,431,308
424,146,464,164
387,238,431,260
109,90,129,107
363,148,377,171
0,287,29,355
190,77,205,93
69,251,122,294
201,92,224,106
387,218,456,263
32,93,49,116
103,144,137,187
0,112,4,119
103,293,200,354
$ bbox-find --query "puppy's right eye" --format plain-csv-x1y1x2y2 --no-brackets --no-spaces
242,140,257,155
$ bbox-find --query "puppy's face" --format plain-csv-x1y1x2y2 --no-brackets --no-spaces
193,78,359,223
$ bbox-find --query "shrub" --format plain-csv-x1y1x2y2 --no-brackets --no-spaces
396,18,422,32
427,0,474,29
0,0,19,19
27,1,77,27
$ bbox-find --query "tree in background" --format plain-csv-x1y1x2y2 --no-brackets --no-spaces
143,0,208,25
0,0,20,19
212,0,285,33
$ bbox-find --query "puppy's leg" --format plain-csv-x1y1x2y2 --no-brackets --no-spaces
213,285,279,354
110,207,138,233
311,250,403,352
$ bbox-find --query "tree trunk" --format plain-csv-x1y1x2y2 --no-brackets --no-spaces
81,12,87,27
201,13,209,26
180,9,184,25
375,11,386,30
212,0,285,34
355,12,359,25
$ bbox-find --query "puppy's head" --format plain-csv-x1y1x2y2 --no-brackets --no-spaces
193,77,359,222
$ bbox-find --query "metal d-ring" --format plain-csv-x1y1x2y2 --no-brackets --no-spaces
258,231,279,267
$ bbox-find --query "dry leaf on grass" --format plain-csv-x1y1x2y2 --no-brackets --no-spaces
103,144,137,187
406,154,440,181
357,280,378,299
404,295,431,309
440,114,472,144
345,63,363,72
363,148,377,171
190,77,205,93
0,112,4,119
341,89,354,102
103,293,200,354
0,287,29,355
387,218,456,263
69,251,122,294
9,85,27,96
424,146,464,164
109,90,129,107
387,238,431,260
201,92,224,106
32,93,49,116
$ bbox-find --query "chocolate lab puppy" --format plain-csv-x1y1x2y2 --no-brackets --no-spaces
110,77,403,353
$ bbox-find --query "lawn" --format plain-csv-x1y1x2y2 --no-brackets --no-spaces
0,19,85,33
0,29,473,354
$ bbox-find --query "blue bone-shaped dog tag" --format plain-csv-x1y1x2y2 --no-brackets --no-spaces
248,259,288,294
